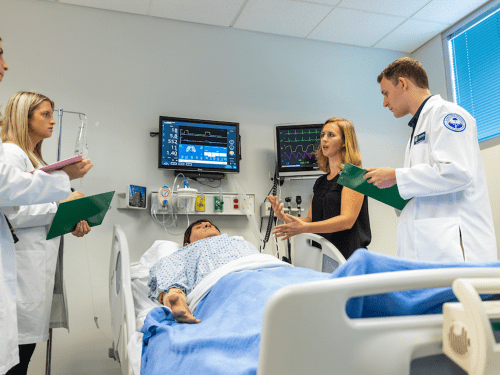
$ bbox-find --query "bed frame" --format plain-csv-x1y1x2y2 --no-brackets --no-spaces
109,224,499,375
291,232,346,271
258,267,500,374
109,225,135,375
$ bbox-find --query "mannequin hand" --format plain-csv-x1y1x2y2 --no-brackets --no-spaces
272,215,307,240
363,168,397,189
160,289,201,324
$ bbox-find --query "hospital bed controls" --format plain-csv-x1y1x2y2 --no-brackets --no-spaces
443,278,500,375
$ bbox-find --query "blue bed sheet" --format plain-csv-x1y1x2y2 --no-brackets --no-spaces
141,249,500,375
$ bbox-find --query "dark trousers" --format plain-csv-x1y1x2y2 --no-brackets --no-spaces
5,343,36,375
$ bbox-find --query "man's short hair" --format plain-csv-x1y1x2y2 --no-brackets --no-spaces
377,57,429,89
183,219,220,245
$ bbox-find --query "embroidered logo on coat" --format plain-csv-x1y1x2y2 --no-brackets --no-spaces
443,114,466,132
414,132,426,145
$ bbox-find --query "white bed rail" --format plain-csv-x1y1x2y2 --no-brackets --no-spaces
109,225,136,375
443,278,500,374
291,233,346,272
258,267,500,375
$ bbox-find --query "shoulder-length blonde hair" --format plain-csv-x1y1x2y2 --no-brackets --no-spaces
315,117,362,173
0,91,54,169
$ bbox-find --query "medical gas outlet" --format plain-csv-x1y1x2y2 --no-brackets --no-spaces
196,196,206,212
151,191,255,215
214,196,224,212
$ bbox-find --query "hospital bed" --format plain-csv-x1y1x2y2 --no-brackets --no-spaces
109,225,500,375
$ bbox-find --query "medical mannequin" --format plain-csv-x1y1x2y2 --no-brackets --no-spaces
268,118,371,260
364,57,497,262
0,38,93,374
150,219,259,324
2,91,92,375
156,220,221,324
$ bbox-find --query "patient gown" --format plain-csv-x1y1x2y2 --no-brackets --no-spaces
148,234,258,300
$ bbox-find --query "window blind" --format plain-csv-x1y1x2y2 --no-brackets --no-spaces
447,4,500,142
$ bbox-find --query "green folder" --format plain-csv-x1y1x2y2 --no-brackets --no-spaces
337,164,409,210
46,191,115,240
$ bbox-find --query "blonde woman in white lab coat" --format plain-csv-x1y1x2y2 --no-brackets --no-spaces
1,91,91,375
364,57,497,262
0,38,93,374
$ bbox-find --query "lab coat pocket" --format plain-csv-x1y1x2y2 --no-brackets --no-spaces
16,250,46,303
414,217,463,262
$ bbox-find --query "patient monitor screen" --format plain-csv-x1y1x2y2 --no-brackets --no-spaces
276,123,323,177
159,116,239,173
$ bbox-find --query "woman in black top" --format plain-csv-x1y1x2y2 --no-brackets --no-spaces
268,118,371,260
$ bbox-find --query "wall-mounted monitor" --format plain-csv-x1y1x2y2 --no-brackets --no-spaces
275,123,324,178
159,116,240,177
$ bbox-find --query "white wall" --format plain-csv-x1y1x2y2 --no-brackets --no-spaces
0,0,412,373
412,35,500,256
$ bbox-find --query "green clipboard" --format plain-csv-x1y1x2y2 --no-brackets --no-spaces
46,191,115,240
337,164,409,210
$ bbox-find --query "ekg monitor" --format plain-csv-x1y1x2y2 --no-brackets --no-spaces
275,123,324,178
158,116,240,174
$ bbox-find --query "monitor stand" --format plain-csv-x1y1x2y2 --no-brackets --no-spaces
175,170,225,181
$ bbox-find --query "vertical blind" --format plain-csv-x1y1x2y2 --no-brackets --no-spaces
447,3,500,142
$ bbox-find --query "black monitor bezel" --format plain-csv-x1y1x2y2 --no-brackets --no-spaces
158,116,240,174
275,123,324,178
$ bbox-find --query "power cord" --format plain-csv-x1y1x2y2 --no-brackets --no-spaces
261,170,279,253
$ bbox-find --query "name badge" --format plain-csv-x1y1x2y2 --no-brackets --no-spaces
414,131,426,145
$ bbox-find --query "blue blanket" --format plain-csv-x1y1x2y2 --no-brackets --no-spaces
141,249,500,375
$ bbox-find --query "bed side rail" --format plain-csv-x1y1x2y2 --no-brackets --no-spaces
258,267,500,375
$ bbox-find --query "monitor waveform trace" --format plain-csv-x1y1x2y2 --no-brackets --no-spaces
180,126,228,147
281,144,317,165
279,127,320,168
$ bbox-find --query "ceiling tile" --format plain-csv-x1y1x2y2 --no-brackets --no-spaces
374,19,449,52
412,0,490,24
338,0,431,18
150,0,247,27
233,0,334,38
59,0,151,15
308,7,405,47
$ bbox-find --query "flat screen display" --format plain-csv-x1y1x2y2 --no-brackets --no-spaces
159,116,239,174
275,123,324,178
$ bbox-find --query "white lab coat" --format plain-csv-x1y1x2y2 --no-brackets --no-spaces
3,144,65,345
0,140,70,374
395,95,497,262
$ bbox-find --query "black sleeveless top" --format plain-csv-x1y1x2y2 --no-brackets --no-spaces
312,173,371,260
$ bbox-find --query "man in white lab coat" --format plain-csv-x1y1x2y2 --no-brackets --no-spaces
0,38,93,374
364,57,497,262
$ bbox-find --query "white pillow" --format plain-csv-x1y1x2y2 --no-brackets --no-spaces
130,240,182,318
138,240,182,268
